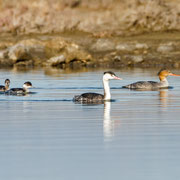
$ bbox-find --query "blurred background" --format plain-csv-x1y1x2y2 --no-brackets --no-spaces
0,0,180,35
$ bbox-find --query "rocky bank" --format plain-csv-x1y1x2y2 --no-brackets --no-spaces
0,32,180,70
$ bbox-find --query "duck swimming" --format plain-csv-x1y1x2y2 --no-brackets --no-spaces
122,69,180,89
6,81,33,95
73,71,122,102
0,79,10,91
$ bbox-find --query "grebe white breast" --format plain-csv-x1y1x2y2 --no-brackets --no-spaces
0,79,10,91
123,69,180,89
73,71,122,102
7,81,33,95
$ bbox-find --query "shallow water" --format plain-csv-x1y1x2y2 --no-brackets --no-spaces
1,68,180,180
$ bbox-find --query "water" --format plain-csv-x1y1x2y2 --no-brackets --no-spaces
1,68,180,180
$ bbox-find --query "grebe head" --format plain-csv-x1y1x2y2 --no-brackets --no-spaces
23,81,33,89
5,79,10,86
103,71,122,81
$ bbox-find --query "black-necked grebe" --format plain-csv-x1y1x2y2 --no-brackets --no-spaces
122,69,180,89
7,81,33,95
0,79,10,91
73,71,122,102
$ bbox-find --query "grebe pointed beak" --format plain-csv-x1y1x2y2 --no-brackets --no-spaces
169,73,180,76
114,76,122,80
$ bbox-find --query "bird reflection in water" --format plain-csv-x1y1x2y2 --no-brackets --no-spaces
127,88,169,108
159,89,168,108
74,100,116,141
103,101,114,141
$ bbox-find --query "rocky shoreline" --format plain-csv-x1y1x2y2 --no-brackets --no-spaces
0,0,179,70
0,32,180,70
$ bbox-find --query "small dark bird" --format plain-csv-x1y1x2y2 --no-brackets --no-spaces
0,79,10,91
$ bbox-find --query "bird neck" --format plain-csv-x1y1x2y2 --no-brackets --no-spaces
23,87,29,92
159,75,169,86
103,79,111,100
5,84,9,90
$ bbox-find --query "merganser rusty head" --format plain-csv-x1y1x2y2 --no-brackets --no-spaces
158,69,180,81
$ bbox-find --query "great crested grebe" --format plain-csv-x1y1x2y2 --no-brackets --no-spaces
0,79,10,91
7,81,33,95
122,69,180,89
73,71,122,102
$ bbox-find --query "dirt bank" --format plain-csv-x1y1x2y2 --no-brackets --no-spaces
0,0,180,36
0,32,180,70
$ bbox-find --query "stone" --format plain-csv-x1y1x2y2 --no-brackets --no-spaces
131,55,144,63
90,39,115,52
65,45,93,64
8,44,30,62
124,55,144,63
0,49,8,59
113,55,121,61
0,58,13,67
135,43,149,49
8,39,46,63
116,43,135,52
14,60,34,67
46,55,66,66
157,43,174,53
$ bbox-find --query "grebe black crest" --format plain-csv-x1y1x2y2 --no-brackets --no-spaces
104,71,116,76
122,69,180,89
73,71,122,103
6,81,33,95
24,81,32,87
0,79,10,91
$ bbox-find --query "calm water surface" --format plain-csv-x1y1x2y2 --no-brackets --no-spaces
1,68,180,180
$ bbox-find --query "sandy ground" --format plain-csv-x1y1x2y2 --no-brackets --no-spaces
0,0,180,36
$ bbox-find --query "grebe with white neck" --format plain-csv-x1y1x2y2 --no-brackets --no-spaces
0,79,10,91
122,69,180,89
73,71,122,102
6,81,33,95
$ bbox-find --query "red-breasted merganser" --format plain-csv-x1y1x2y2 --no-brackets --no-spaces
73,71,122,102
0,79,10,91
123,69,180,89
7,81,33,95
